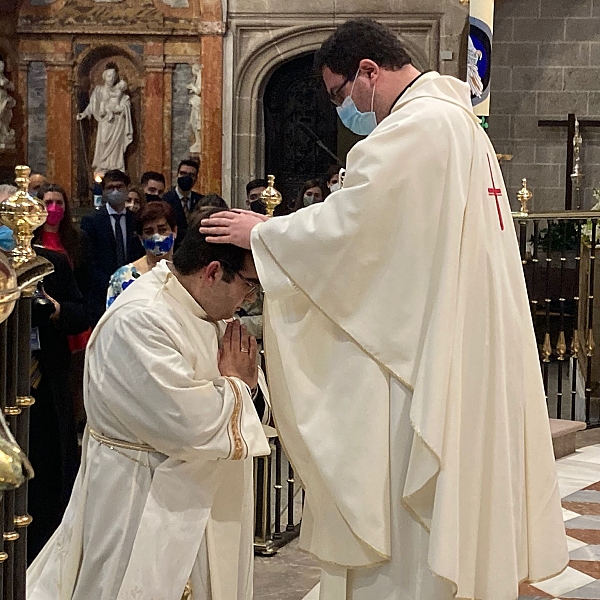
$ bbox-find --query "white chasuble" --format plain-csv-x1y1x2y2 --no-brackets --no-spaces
27,261,270,600
252,72,568,600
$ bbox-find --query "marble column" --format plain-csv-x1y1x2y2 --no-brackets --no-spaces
162,66,173,183
143,42,166,175
143,69,165,174
26,61,48,179
45,65,72,196
199,34,223,195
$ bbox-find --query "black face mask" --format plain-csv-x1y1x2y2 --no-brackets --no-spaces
249,200,266,215
177,175,194,192
145,193,161,203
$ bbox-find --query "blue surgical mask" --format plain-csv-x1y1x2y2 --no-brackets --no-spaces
0,226,15,252
142,233,175,257
336,72,378,136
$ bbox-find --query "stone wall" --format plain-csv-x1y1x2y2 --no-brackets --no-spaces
223,0,469,206
488,0,600,212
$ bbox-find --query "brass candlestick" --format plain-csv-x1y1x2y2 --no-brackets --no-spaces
571,118,584,209
0,165,47,268
516,178,533,216
260,175,282,217
0,253,19,325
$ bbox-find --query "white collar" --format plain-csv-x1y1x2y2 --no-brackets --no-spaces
106,204,127,216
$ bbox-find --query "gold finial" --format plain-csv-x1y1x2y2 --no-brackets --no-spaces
0,166,47,268
516,178,533,216
260,175,282,218
572,330,581,358
587,329,595,357
542,333,552,362
556,331,567,360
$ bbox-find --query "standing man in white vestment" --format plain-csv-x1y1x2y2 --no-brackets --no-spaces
200,19,569,600
27,208,271,600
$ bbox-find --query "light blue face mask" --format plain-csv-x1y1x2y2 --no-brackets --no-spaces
336,73,378,136
0,226,15,252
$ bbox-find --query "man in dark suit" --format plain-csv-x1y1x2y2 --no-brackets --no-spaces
162,159,204,249
80,169,144,326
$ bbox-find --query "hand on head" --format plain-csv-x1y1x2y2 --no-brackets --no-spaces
199,210,268,250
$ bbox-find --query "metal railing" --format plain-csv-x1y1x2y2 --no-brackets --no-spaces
514,212,600,426
254,435,302,555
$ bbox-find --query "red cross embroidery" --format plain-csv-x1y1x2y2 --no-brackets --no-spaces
487,154,504,231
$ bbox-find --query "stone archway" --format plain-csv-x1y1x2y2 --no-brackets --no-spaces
225,17,438,207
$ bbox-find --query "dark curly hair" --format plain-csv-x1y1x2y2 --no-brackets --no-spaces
314,19,412,80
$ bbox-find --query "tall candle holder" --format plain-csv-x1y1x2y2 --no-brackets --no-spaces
0,165,47,268
260,175,282,218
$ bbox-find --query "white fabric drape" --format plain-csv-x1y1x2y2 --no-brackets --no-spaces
252,72,568,600
28,261,270,600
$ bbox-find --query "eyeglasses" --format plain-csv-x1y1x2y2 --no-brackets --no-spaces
235,272,261,298
220,261,260,298
328,77,352,107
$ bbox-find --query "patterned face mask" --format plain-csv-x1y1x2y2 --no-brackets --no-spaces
141,233,175,257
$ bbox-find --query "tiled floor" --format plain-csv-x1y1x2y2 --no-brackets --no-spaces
520,444,600,600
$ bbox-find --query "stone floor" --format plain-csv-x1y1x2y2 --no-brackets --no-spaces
519,444,600,599
253,443,600,600
254,539,320,600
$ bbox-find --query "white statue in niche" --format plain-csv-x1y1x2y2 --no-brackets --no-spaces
0,60,16,150
187,63,202,154
77,65,133,176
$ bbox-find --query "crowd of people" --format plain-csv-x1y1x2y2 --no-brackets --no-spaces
0,156,344,563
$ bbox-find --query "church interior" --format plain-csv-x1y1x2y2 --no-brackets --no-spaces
2,0,600,599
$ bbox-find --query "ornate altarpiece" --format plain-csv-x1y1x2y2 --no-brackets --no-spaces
1,0,224,203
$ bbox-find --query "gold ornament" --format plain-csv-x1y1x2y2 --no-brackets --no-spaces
260,175,282,218
0,165,47,268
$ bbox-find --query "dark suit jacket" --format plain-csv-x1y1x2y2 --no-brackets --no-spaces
161,189,204,249
29,246,88,561
80,206,144,326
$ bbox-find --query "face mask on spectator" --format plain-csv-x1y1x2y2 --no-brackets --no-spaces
329,182,342,193
142,233,175,257
177,175,194,193
145,193,161,203
45,204,65,227
104,189,128,207
0,226,15,251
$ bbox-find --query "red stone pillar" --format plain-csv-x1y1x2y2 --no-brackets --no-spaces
199,0,224,195
143,69,165,174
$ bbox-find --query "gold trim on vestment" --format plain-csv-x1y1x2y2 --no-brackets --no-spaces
224,378,247,460
88,428,156,468
88,428,155,453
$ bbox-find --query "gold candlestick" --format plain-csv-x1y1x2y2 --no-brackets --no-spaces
516,178,533,216
0,165,47,268
260,175,282,218
571,118,584,209
0,253,19,325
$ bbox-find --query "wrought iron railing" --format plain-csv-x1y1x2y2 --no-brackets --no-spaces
514,212,600,426
254,437,302,556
